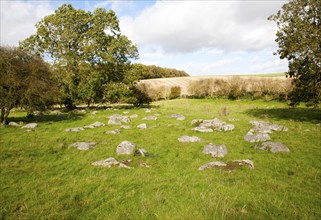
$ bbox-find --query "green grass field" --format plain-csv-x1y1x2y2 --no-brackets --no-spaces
1,99,320,219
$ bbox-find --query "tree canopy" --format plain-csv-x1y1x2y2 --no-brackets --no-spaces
125,64,189,83
269,0,321,107
20,4,138,109
0,46,57,125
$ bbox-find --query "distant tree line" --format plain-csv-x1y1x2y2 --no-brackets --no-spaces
128,64,189,81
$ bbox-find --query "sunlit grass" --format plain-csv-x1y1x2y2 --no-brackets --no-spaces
0,99,320,219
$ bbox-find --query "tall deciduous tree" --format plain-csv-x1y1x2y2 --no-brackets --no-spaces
0,47,57,125
20,4,138,109
269,0,321,107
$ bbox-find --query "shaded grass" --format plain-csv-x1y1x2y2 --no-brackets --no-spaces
0,99,320,219
246,107,321,123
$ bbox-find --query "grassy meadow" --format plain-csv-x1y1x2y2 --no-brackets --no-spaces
0,99,320,219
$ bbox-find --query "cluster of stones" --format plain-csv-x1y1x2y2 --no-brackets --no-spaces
176,117,253,171
168,114,186,121
14,109,292,171
70,140,150,169
9,122,38,132
198,159,254,171
191,118,235,132
244,120,290,153
68,110,177,169
178,135,253,171
65,121,105,132
91,141,150,169
108,114,132,125
71,142,96,150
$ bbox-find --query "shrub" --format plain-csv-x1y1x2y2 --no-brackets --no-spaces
103,82,131,103
187,77,293,101
128,83,152,107
169,86,181,99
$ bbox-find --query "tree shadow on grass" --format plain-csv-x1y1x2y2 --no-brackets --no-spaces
246,107,321,123
7,113,85,124
6,104,159,124
74,103,157,111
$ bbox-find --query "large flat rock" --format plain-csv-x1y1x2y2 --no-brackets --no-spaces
178,136,202,143
116,141,136,155
254,142,290,153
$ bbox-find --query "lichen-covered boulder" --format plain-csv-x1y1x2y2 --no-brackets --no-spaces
250,120,288,132
108,114,131,124
22,123,38,129
244,133,271,142
65,127,84,132
254,142,290,153
178,136,202,143
120,125,131,129
230,159,254,169
130,114,138,118
143,115,157,121
116,141,136,155
198,161,227,170
90,121,105,127
71,142,96,150
169,114,185,121
8,122,22,127
192,127,213,132
215,124,235,131
203,144,227,158
106,129,121,134
192,118,234,132
91,157,130,169
200,118,226,128
199,159,254,171
137,123,147,129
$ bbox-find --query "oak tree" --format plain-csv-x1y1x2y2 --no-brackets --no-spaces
20,4,138,109
269,0,321,107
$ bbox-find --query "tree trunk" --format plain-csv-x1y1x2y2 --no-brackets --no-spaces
0,108,5,125
0,107,11,125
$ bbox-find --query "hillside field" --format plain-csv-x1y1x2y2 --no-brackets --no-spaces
138,75,291,99
0,99,320,219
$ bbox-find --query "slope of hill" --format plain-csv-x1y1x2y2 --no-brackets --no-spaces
139,76,290,96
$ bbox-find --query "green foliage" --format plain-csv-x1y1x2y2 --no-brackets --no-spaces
0,99,320,219
127,63,189,81
103,82,131,103
169,86,181,99
0,46,57,125
19,4,138,109
269,0,321,107
102,82,152,106
127,83,152,107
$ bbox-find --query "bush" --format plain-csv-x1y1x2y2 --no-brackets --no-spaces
169,86,181,99
187,77,293,101
103,82,131,103
128,83,152,107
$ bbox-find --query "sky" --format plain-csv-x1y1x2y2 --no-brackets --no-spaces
0,0,289,76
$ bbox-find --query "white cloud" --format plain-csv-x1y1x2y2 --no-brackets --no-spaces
250,59,288,73
120,1,286,54
0,1,54,46
178,58,241,76
0,0,288,75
